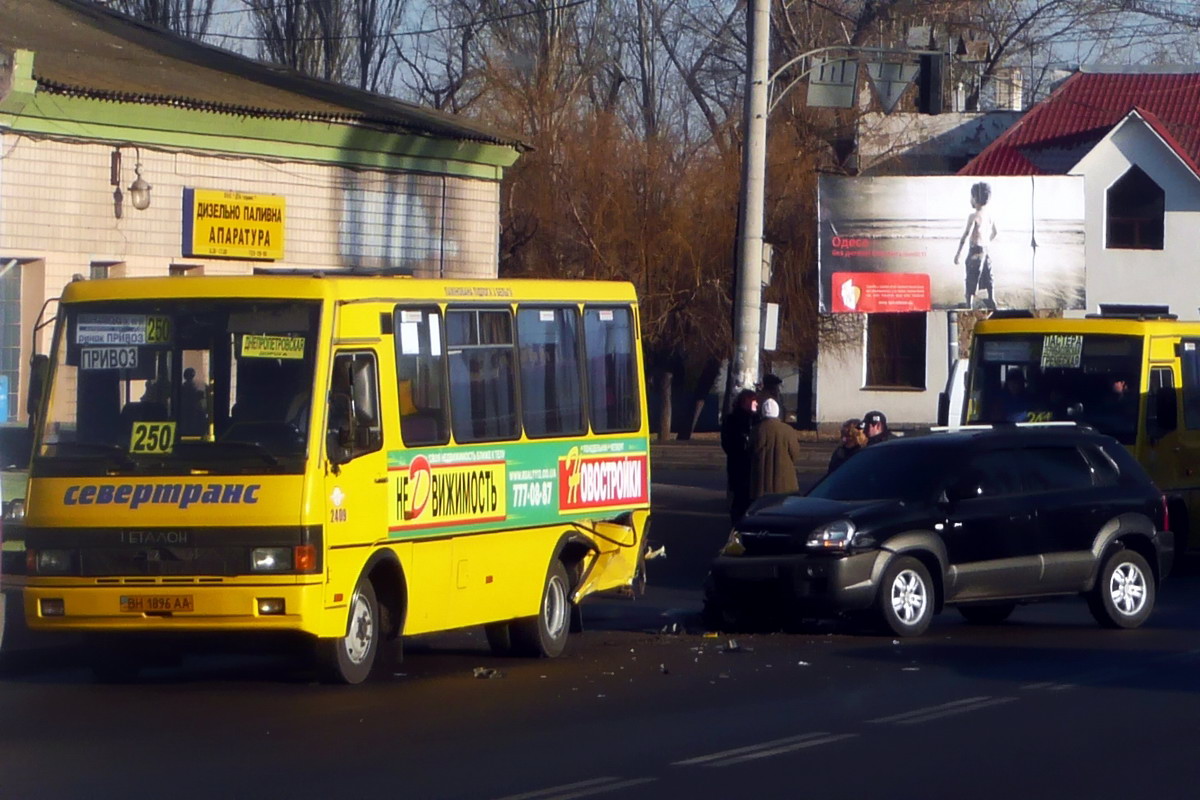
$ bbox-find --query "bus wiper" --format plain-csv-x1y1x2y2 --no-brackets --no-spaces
64,442,138,470
216,440,281,467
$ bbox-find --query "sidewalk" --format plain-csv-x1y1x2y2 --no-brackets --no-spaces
650,431,835,472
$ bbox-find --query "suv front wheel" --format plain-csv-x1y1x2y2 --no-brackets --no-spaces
1088,548,1155,629
878,556,934,637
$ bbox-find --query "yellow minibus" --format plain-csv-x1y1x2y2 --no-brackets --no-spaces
13,272,651,682
957,305,1200,559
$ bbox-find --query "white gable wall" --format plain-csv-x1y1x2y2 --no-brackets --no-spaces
1073,120,1200,316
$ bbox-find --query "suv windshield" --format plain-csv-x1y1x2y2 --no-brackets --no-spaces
808,443,948,502
965,333,1143,444
34,299,320,475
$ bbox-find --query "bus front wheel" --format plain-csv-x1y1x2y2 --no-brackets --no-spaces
511,560,572,658
317,577,379,684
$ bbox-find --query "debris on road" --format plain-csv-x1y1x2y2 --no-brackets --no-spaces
473,667,504,679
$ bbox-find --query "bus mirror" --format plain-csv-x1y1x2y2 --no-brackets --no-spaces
1155,386,1178,434
327,392,355,465
26,354,49,420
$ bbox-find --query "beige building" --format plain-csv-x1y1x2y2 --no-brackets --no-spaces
0,0,524,423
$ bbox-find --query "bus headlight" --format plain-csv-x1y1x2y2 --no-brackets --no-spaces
251,547,293,572
2,498,24,522
35,549,74,574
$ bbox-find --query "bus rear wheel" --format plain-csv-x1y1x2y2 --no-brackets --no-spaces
317,577,379,684
510,560,572,658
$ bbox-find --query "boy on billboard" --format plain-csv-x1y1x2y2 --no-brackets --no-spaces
953,181,999,310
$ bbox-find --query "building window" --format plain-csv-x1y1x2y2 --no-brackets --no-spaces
90,261,126,280
170,263,204,276
0,259,20,421
1106,166,1164,250
865,312,926,389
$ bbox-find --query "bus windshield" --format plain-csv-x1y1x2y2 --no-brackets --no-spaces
965,332,1142,444
35,299,321,475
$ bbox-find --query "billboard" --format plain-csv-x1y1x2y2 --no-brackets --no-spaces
818,175,1085,312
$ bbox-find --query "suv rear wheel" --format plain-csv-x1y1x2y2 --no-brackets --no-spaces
1088,548,1155,629
878,556,934,637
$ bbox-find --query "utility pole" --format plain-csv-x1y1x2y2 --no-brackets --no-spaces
729,0,770,402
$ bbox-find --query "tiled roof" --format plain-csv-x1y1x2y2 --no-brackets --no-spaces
1,0,527,150
960,71,1200,175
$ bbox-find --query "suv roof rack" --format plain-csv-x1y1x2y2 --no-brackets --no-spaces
1088,303,1176,320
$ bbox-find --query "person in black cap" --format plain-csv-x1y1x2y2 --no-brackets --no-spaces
862,410,893,445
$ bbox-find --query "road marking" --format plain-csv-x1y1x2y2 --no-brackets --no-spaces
867,696,1017,725
701,734,858,767
493,776,656,800
1025,667,1139,692
674,731,856,767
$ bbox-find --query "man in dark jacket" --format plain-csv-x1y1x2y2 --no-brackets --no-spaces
721,389,758,522
750,398,800,499
862,410,894,445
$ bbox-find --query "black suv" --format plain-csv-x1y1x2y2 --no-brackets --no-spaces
705,425,1172,636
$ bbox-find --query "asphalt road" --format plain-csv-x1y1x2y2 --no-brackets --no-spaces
2,466,1199,800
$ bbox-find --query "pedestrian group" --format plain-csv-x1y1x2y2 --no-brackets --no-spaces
720,378,896,522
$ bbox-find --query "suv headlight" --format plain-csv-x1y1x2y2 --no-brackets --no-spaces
721,530,745,556
807,519,857,551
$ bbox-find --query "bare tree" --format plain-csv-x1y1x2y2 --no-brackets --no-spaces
243,0,351,83
112,0,217,38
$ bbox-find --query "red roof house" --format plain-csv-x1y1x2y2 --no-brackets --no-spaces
961,70,1200,177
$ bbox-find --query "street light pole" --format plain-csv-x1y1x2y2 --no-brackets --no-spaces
730,0,770,400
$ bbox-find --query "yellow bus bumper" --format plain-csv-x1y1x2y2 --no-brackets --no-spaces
22,581,340,637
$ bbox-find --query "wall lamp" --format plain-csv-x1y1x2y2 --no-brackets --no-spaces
128,160,152,211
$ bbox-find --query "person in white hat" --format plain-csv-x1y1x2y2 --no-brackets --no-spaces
750,398,800,499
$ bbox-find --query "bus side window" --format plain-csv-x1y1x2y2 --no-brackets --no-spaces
1147,365,1177,436
583,306,640,433
517,306,585,438
1179,340,1200,430
393,307,450,447
446,308,519,443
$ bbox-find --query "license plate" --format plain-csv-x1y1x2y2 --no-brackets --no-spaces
119,595,194,613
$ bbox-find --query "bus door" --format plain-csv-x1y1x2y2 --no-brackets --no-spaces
322,351,387,574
